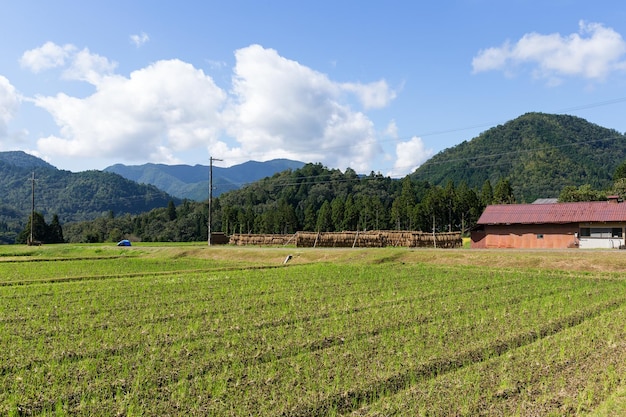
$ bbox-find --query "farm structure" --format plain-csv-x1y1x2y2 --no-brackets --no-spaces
471,197,626,249
230,231,462,248
229,233,295,246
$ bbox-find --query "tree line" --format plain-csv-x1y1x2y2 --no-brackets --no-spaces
55,163,517,243
25,159,626,244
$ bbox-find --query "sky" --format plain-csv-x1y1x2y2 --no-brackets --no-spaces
2,1,626,177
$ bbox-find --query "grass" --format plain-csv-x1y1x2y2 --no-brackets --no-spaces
1,243,625,415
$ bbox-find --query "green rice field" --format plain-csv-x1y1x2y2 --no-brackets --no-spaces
1,244,625,416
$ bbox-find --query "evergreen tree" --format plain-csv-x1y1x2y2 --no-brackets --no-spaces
420,186,446,232
303,203,317,231
614,160,626,181
16,212,48,244
48,214,64,243
167,200,177,221
493,179,515,204
315,201,332,232
341,195,358,231
330,197,345,231
443,181,456,232
480,179,494,207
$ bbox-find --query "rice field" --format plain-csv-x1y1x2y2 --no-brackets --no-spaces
1,244,625,416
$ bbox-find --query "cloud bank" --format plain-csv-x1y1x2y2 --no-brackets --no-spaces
0,76,20,140
472,21,626,84
18,42,416,174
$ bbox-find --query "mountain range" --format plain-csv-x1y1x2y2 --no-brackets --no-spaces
104,159,305,201
2,112,626,244
0,151,179,243
0,152,304,243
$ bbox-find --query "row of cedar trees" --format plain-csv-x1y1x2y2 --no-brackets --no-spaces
216,164,515,237
60,164,516,243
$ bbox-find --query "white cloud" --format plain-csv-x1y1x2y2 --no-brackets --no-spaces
35,59,226,162
20,42,76,73
224,44,389,171
26,43,395,172
0,75,20,139
388,136,433,178
62,48,118,85
472,21,626,83
21,42,117,85
130,32,150,48
342,79,396,109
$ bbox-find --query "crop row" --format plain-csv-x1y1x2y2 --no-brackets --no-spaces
0,255,232,284
350,304,626,416
1,259,625,415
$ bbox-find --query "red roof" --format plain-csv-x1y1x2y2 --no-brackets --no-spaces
477,201,626,225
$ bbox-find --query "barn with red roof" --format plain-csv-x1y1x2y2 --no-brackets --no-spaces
471,197,626,249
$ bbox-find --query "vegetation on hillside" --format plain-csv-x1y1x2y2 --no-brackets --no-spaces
412,112,626,201
0,151,176,243
62,163,511,243
558,162,626,202
104,159,305,201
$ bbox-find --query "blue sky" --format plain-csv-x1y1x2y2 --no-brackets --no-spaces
2,1,626,176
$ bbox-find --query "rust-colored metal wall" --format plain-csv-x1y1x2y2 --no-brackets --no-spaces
471,224,578,249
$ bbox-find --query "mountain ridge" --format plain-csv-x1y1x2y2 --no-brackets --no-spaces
411,112,626,201
104,159,305,200
0,151,177,243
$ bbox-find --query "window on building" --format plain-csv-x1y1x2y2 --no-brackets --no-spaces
579,227,623,238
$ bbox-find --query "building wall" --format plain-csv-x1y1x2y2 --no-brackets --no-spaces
578,238,623,249
471,224,578,249
578,222,626,249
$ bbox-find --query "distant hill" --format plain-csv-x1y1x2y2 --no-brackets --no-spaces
0,151,55,169
105,159,305,201
0,151,176,244
411,113,626,201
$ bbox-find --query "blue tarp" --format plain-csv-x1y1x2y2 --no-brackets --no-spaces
117,239,131,246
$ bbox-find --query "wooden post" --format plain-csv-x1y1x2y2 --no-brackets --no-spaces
30,172,35,245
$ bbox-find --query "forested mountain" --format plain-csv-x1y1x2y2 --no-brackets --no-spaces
6,113,626,244
411,113,626,201
0,151,55,169
0,151,176,244
63,163,492,243
105,159,305,200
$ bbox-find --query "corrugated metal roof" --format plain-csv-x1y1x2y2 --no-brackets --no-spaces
477,201,626,225
532,198,558,204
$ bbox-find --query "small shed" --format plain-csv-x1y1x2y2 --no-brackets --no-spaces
471,197,626,249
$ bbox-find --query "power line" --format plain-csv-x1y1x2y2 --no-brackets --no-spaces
205,96,626,175
210,133,625,191
419,135,623,168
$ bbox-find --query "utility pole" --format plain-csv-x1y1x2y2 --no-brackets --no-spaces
208,156,223,246
30,172,35,245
